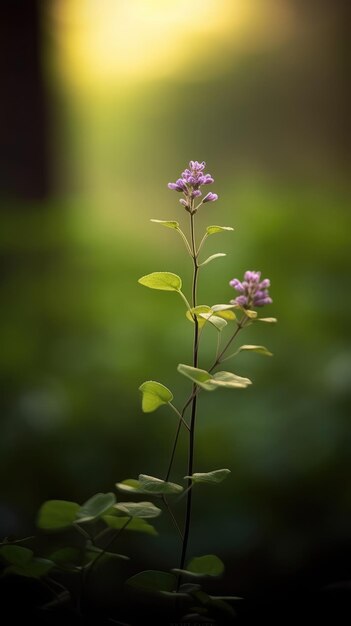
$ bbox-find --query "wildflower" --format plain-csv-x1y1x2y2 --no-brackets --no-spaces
229,271,272,308
168,160,218,212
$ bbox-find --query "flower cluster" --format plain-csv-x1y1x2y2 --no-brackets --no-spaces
230,271,272,308
168,160,218,212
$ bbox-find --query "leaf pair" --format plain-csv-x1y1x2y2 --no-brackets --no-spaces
37,493,116,530
117,473,183,496
177,364,252,391
126,554,224,594
0,545,54,579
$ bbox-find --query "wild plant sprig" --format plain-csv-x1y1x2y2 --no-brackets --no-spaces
2,161,276,623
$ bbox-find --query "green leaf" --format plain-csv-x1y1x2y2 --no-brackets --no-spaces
243,309,257,319
206,225,234,235
186,305,233,328
185,469,231,485
150,219,179,229
177,365,252,391
86,545,129,561
257,317,277,323
103,515,157,536
187,555,224,577
211,304,236,320
200,253,226,267
138,474,183,495
177,364,215,391
49,548,81,566
126,570,176,594
116,475,182,495
186,305,212,328
139,381,173,413
115,479,141,494
198,313,227,331
4,558,55,579
0,545,33,566
211,371,252,389
235,345,273,357
138,272,182,292
77,492,116,522
114,501,161,519
37,500,80,531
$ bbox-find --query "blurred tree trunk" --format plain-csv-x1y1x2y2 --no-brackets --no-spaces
0,0,50,201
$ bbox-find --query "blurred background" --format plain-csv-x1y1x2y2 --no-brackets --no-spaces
0,0,349,603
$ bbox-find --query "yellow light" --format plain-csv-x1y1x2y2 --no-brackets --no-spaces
52,0,269,84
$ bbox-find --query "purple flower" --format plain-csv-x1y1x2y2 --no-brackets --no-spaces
203,192,218,203
168,160,218,212
229,271,272,308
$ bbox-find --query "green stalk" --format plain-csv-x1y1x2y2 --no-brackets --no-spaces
178,210,199,574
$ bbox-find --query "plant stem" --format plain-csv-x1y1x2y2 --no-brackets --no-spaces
210,315,248,370
178,211,199,575
78,518,131,614
168,402,190,431
176,228,193,256
162,496,184,541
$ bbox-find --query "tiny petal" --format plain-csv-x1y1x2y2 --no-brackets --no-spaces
202,175,214,184
176,178,187,190
203,192,218,203
168,182,183,192
254,296,273,307
192,190,202,198
179,198,188,206
229,278,245,293
235,295,249,307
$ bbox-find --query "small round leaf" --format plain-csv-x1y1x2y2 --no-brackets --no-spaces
77,492,116,522
0,545,33,566
211,371,252,389
185,469,231,485
186,555,224,577
37,500,80,531
200,253,226,267
150,219,179,229
236,345,273,357
138,272,182,291
206,225,234,235
177,364,215,391
103,515,158,536
139,381,173,413
114,501,161,519
126,570,176,594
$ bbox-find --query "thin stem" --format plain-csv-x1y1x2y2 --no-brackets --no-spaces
168,402,190,431
165,317,249,487
176,228,193,256
165,419,182,482
162,496,184,541
73,522,92,541
0,536,35,546
174,482,193,504
196,232,208,257
178,289,193,313
178,210,199,577
211,316,248,369
219,349,240,363
215,331,221,362
79,518,131,613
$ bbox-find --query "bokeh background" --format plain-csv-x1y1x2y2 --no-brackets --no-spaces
1,0,350,603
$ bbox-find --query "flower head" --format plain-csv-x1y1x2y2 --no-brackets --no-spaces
168,160,218,212
229,271,272,308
